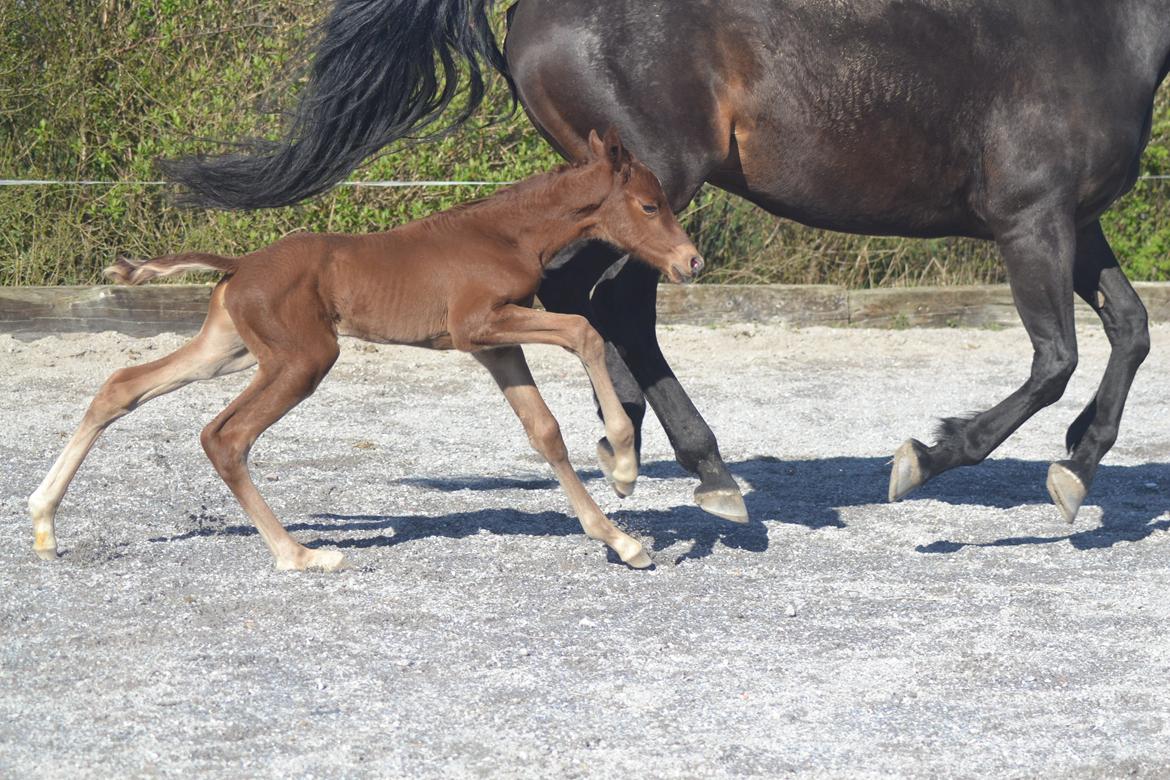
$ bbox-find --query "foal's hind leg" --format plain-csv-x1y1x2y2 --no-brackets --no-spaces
28,286,254,559
1048,221,1150,521
474,346,651,568
890,204,1079,511
199,332,343,571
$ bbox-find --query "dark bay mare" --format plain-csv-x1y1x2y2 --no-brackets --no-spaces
163,0,1170,526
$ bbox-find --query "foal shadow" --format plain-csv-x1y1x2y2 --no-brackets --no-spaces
148,456,1168,562
298,503,769,566
388,461,771,564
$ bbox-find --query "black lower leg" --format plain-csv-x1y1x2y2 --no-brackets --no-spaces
1061,222,1150,488
891,206,1079,502
589,261,743,517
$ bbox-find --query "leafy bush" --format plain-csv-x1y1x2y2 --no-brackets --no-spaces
1,0,1167,286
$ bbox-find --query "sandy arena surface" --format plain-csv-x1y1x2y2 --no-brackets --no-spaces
1,322,1168,778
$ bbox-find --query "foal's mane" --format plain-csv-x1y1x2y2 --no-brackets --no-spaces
423,159,599,224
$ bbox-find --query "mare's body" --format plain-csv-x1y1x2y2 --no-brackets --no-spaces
164,0,1170,524
29,130,703,570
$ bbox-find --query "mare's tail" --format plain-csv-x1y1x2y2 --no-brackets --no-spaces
160,0,512,209
103,253,239,285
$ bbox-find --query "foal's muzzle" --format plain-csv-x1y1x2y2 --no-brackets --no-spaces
668,253,704,283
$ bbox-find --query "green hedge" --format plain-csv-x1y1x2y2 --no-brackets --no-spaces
2,0,1168,286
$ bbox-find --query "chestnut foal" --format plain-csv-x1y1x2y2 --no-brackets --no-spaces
28,128,704,571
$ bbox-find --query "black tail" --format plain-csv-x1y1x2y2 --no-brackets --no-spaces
160,0,511,210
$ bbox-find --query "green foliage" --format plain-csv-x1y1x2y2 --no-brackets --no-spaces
1,1,1168,286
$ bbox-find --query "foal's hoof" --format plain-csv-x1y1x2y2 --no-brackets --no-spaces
613,536,653,569
277,548,347,572
1047,461,1086,524
33,544,59,561
597,438,637,498
33,530,59,560
695,486,749,524
889,439,930,502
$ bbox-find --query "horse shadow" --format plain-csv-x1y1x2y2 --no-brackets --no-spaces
721,454,1170,553
149,456,1169,563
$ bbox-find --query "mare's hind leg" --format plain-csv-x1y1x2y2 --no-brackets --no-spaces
1049,221,1151,521
199,330,342,571
28,286,254,559
474,346,651,568
890,204,1079,513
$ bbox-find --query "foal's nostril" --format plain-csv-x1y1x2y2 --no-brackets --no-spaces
690,255,704,274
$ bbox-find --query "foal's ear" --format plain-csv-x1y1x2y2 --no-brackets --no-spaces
586,126,627,171
586,128,607,163
601,125,627,173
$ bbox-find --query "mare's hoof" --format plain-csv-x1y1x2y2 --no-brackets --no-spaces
889,439,929,502
597,439,637,498
277,548,347,573
695,486,749,524
1046,461,1086,524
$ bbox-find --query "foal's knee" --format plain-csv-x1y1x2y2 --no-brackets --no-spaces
566,315,604,361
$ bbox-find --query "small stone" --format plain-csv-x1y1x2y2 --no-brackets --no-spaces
784,603,798,617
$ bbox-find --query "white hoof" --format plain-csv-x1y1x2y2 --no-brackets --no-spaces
1047,462,1086,524
597,439,637,498
612,536,652,569
33,544,59,561
695,487,749,524
277,548,347,572
889,439,929,502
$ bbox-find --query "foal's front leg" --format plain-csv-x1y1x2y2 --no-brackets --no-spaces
474,347,651,568
467,305,639,492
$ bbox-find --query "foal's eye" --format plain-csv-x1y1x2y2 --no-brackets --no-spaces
641,203,659,215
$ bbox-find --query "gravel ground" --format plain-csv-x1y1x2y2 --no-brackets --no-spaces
1,322,1168,778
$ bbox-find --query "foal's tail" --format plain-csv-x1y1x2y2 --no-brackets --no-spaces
103,253,239,285
160,0,512,209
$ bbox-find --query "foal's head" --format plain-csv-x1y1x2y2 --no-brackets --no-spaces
576,127,704,283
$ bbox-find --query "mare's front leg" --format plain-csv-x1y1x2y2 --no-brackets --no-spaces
540,245,748,523
890,202,1079,516
473,346,651,568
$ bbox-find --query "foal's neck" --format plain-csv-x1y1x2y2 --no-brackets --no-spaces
458,165,610,268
